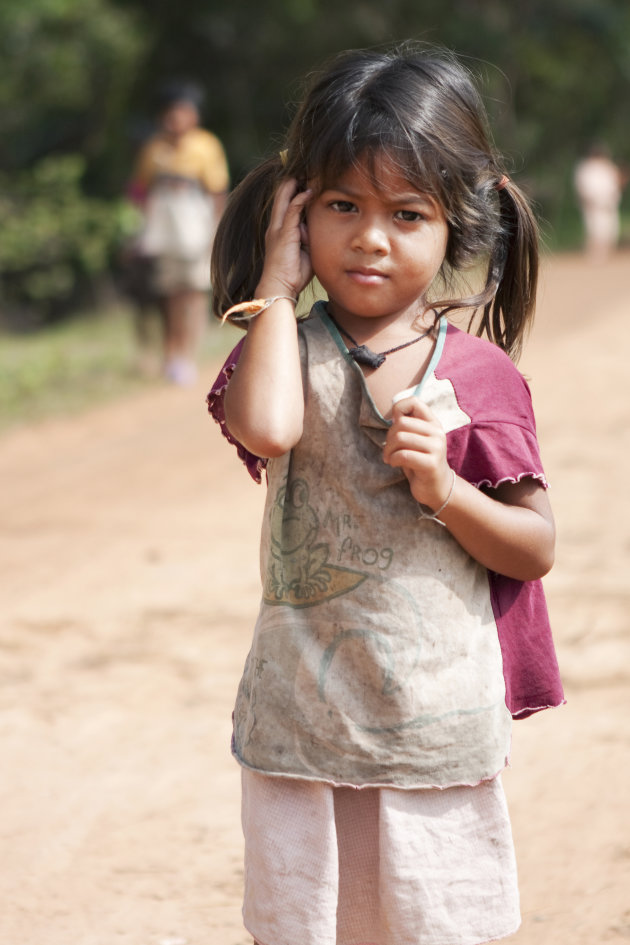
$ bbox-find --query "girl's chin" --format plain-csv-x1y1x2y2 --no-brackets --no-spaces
326,298,420,323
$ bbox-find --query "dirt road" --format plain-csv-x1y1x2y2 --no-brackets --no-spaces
1,252,629,945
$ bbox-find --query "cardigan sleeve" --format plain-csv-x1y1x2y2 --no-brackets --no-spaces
206,339,267,484
446,415,561,718
437,331,549,491
449,412,564,719
435,332,563,719
447,419,548,490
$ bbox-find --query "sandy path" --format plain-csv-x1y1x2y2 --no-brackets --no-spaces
0,252,629,945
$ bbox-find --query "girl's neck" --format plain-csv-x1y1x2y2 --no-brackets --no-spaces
324,303,442,419
325,302,435,349
355,325,439,419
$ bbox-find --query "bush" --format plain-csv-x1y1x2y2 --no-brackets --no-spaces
0,154,140,329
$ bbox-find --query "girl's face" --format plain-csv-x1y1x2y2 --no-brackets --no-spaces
305,155,449,330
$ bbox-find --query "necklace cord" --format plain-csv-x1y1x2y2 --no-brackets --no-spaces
327,312,435,369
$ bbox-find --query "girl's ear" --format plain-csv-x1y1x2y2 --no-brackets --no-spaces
299,184,313,233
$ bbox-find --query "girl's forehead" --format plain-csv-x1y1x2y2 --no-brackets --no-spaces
318,156,433,200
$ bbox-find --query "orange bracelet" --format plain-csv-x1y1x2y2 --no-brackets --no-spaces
221,295,297,324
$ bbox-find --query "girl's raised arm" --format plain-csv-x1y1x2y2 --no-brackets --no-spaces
223,180,313,458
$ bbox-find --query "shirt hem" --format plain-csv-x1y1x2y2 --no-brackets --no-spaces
474,470,549,490
232,747,509,792
512,696,566,719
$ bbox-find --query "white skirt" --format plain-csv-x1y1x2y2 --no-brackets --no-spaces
241,769,520,945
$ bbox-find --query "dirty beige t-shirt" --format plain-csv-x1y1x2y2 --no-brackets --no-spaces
231,309,512,789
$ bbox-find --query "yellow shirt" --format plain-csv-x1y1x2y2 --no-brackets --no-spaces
133,127,229,195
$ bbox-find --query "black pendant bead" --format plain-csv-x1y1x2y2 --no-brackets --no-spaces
349,345,387,369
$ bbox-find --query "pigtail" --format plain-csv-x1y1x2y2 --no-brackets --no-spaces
211,154,285,322
476,178,539,361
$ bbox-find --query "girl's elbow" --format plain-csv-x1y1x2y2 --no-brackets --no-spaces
251,411,304,456
517,508,556,580
535,542,555,579
228,417,303,459
502,551,553,582
224,398,303,458
537,519,556,577
498,521,555,581
519,531,555,581
523,550,554,581
259,427,303,458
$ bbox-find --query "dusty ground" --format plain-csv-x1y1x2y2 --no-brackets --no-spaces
1,251,629,945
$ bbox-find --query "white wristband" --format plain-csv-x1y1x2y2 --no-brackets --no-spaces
417,468,456,526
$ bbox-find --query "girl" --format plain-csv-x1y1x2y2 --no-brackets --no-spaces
208,44,564,945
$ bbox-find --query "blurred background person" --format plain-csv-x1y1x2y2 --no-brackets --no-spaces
128,80,229,385
574,143,625,262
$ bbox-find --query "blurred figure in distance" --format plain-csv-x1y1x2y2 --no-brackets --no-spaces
574,144,625,262
128,81,229,385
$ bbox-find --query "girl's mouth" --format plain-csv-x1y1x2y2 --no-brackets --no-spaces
346,268,388,285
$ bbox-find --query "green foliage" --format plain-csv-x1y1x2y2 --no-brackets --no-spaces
0,0,146,327
123,0,630,223
0,0,145,176
2,0,630,330
0,155,140,325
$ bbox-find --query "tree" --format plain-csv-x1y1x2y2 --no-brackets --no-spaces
121,0,630,215
0,0,145,182
3,0,630,324
0,0,145,323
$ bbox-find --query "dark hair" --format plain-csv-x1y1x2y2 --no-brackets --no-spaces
156,80,204,113
211,44,538,360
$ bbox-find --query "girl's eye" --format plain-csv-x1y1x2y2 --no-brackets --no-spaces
396,210,424,223
330,200,355,213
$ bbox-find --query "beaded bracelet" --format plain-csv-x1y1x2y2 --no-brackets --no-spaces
417,468,456,526
220,295,298,324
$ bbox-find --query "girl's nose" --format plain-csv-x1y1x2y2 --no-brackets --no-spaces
351,219,389,254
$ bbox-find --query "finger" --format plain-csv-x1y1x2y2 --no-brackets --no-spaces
386,419,439,458
384,421,445,464
273,183,312,227
384,449,441,480
384,447,447,491
386,451,427,472
388,413,435,436
267,178,300,230
391,395,435,422
387,427,437,450
383,437,435,468
286,187,313,222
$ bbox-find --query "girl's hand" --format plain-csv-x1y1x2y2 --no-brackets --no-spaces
384,395,555,580
256,179,313,299
383,396,453,511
